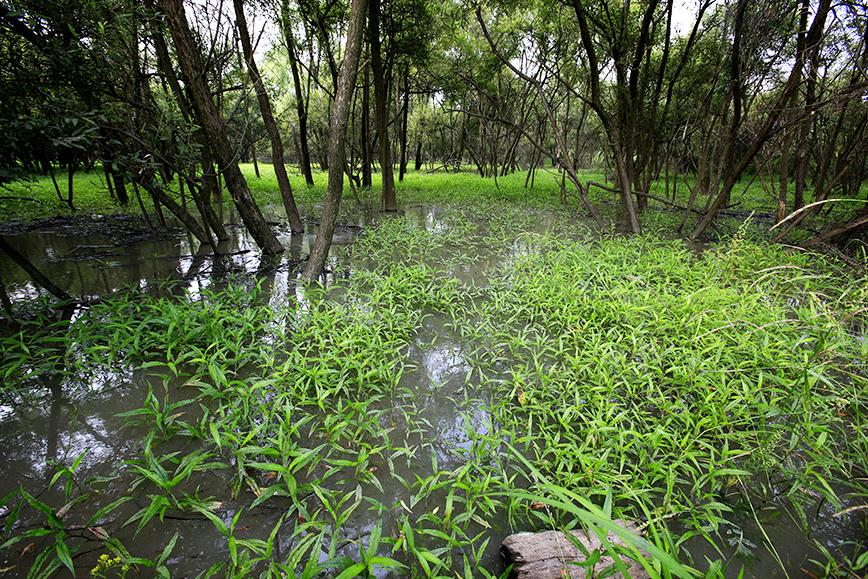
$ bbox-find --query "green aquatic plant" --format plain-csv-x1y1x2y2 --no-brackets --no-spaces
1,205,866,578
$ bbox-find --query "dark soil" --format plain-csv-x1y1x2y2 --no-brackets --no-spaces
0,214,172,245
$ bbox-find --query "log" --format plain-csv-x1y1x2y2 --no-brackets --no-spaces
501,521,650,579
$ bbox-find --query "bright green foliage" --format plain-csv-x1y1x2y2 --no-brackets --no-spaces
1,203,866,578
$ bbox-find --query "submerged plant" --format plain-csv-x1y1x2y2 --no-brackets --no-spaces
1,208,866,578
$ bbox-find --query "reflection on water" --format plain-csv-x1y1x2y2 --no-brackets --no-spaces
0,204,864,579
0,205,345,303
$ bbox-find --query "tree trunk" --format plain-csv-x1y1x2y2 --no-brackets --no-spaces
414,141,423,171
789,0,811,212
570,0,638,232
399,68,410,181
0,236,74,303
502,523,650,579
199,144,230,241
778,115,792,222
138,169,213,246
361,48,372,187
235,0,303,233
158,0,284,255
368,0,396,211
776,0,809,222
149,0,225,242
281,2,315,187
690,0,832,239
301,0,367,282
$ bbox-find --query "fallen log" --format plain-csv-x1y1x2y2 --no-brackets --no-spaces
501,521,650,579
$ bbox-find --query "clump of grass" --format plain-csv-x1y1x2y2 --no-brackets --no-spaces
463,232,867,573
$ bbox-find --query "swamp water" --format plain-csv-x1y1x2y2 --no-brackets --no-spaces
0,204,866,579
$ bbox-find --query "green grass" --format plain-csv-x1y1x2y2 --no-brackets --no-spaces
1,162,867,578
5,161,859,246
0,168,121,221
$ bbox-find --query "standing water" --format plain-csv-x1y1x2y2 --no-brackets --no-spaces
0,203,865,579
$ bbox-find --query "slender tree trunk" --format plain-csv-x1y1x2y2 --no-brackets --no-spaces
158,0,283,254
235,0,303,233
301,0,368,282
250,132,260,177
399,68,410,181
361,48,372,187
0,272,13,316
791,0,813,211
793,79,815,211
199,143,230,240
368,0,396,211
138,169,213,246
281,2,315,187
778,116,792,222
65,158,77,212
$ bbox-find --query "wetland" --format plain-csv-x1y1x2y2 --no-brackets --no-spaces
0,197,867,579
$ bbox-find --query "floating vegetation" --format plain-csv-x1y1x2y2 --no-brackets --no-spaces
0,206,866,578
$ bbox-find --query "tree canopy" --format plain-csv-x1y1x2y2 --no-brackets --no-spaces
1,0,866,256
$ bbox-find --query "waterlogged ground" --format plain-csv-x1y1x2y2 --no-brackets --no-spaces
1,202,867,579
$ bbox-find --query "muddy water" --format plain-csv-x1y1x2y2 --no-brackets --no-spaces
0,205,863,578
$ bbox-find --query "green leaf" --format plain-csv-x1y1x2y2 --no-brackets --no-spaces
0,528,52,551
54,537,74,575
19,488,62,530
250,485,290,509
367,556,406,570
157,532,179,566
209,422,222,449
125,495,170,538
319,557,358,572
333,563,366,579
228,535,238,566
369,518,382,556
86,497,135,527
4,499,22,537
853,549,868,570
289,444,327,473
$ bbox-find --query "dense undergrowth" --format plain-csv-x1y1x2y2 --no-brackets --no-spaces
0,180,867,578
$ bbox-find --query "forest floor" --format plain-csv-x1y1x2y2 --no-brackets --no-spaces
1,163,861,243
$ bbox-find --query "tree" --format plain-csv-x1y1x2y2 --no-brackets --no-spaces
368,0,396,211
157,0,285,255
233,0,304,233
689,0,833,239
278,0,316,186
301,0,368,282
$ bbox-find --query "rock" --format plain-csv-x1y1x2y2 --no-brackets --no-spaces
501,521,651,579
